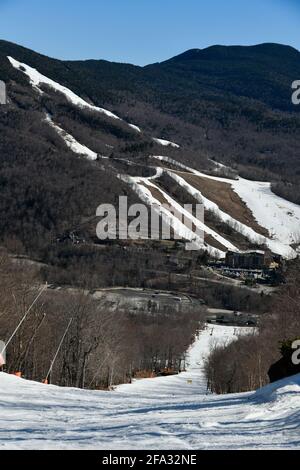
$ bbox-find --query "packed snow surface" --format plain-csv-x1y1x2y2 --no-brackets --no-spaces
153,138,180,148
231,177,300,246
128,123,142,133
145,179,237,252
119,174,224,257
8,56,146,139
151,156,300,259
8,56,121,120
45,115,98,160
0,324,299,450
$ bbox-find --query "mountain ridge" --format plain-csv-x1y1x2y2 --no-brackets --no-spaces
2,39,300,113
1,38,300,264
1,39,300,66
162,43,300,63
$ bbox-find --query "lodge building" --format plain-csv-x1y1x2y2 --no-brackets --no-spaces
225,250,266,270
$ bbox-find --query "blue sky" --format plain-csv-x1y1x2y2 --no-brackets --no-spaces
0,0,299,65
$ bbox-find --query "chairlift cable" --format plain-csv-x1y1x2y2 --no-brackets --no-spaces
0,283,48,356
45,317,73,383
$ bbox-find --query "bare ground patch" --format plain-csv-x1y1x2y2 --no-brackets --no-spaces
174,171,269,238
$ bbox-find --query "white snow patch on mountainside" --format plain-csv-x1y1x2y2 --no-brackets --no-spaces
146,179,238,252
45,115,98,160
8,56,122,120
151,155,192,171
150,156,300,259
128,123,142,133
167,169,267,243
8,56,144,135
153,138,180,148
0,324,299,450
6,55,299,258
119,174,224,257
166,170,288,256
231,178,300,245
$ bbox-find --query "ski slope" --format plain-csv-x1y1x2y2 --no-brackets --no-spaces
0,324,299,450
8,56,124,121
153,138,180,148
120,174,224,257
128,123,142,133
45,115,98,160
150,156,300,259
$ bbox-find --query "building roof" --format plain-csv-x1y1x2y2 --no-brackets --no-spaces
227,250,265,256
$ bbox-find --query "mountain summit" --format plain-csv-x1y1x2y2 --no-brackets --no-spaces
1,39,300,260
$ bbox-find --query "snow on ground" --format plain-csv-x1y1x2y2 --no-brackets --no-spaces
151,155,193,171
150,156,299,259
145,179,238,252
119,174,224,257
153,138,180,148
8,56,146,142
8,54,299,257
168,170,270,246
208,159,232,171
8,56,123,121
128,123,142,133
231,177,300,246
0,324,299,450
7,56,121,126
45,115,98,160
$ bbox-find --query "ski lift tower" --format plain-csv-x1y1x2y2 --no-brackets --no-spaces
0,340,6,370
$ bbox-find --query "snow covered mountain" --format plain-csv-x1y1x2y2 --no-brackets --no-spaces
123,156,300,258
0,324,299,450
0,40,300,452
1,42,300,259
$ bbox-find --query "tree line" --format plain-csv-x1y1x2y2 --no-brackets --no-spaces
0,250,205,388
205,259,300,394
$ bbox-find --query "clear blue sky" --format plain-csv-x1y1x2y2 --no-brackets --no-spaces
0,0,299,65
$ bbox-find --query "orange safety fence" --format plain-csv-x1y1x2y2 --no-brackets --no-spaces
10,372,22,378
